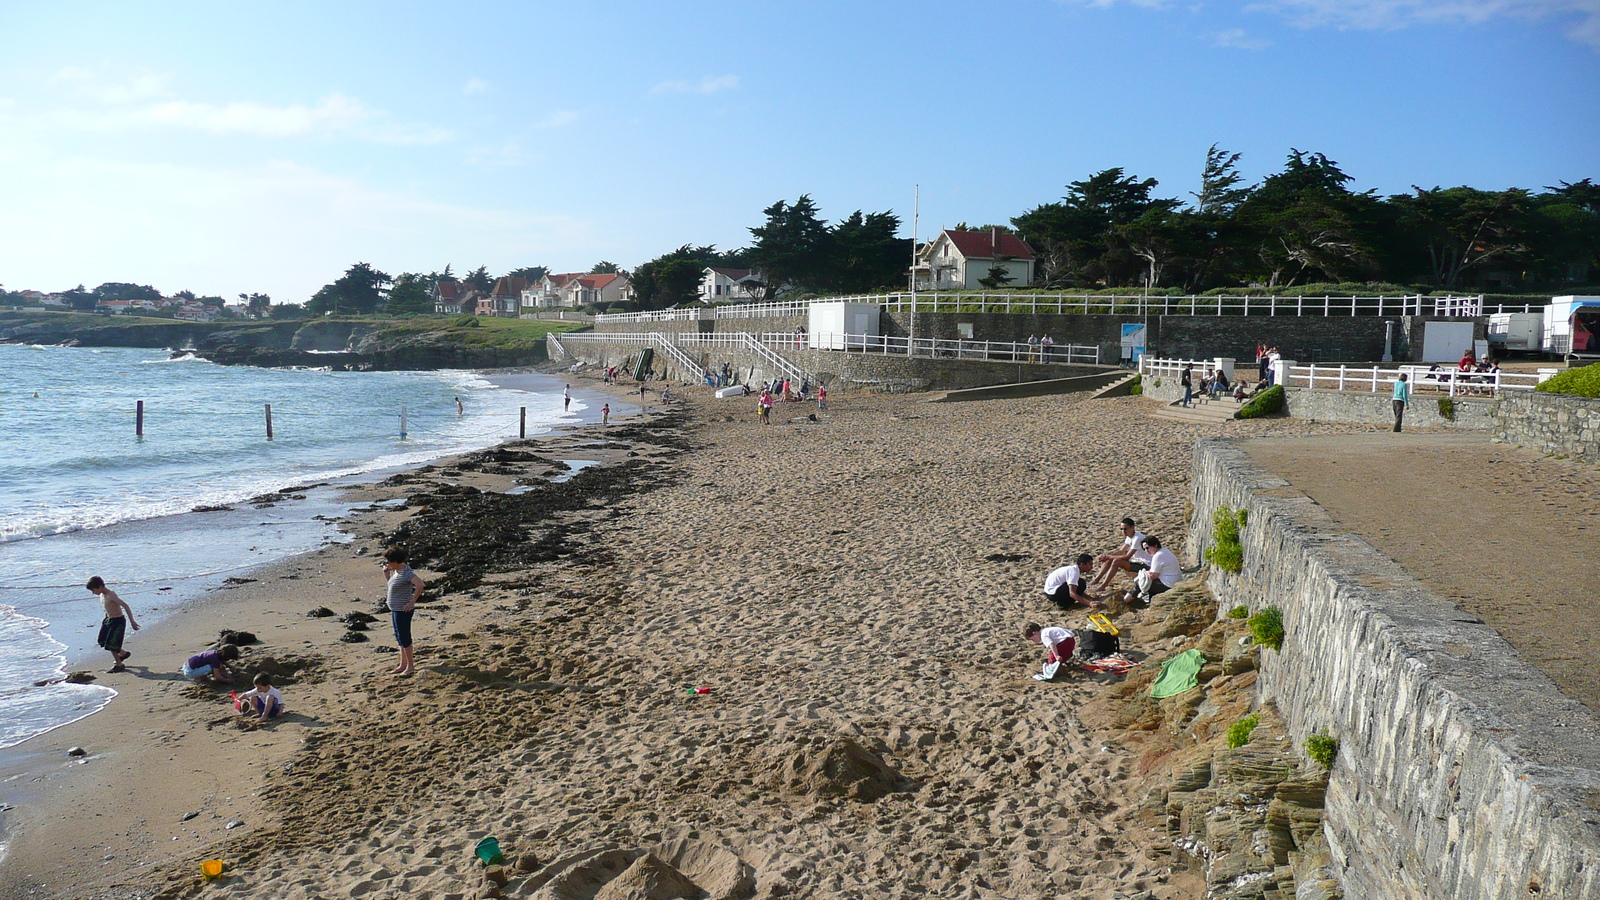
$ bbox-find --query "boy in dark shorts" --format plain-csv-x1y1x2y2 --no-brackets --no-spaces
87,576,140,673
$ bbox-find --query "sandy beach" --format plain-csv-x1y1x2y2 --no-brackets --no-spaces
0,378,1385,900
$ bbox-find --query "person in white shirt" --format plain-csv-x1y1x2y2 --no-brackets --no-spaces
1091,518,1150,590
1125,536,1183,605
1024,623,1075,665
1043,553,1099,609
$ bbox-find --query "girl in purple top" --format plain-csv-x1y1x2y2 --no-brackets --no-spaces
182,644,240,682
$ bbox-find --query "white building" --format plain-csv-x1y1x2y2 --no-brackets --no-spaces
911,228,1037,291
699,267,764,303
522,273,632,311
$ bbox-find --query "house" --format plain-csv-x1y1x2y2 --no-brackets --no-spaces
911,228,1036,290
699,268,765,303
96,299,133,314
488,276,533,317
174,303,221,322
522,272,632,311
39,294,69,308
433,281,485,315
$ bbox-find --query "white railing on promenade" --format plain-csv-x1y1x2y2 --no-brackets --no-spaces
806,333,1100,365
558,332,656,344
1290,364,1545,397
593,292,1492,324
1140,355,1549,397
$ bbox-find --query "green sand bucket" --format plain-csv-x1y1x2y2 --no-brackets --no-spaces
475,837,506,866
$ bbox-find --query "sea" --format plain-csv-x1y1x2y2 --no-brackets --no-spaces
0,343,589,751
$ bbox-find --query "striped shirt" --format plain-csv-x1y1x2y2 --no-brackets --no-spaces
386,565,418,611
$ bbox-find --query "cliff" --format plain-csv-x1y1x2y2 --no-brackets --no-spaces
0,312,571,371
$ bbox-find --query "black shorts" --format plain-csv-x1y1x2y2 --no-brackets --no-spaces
1147,578,1172,598
97,616,127,653
1128,561,1149,573
1046,578,1090,609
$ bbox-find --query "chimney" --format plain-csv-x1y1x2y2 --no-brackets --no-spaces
991,227,1001,257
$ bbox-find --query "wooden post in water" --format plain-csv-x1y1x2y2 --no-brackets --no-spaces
519,407,527,439
400,406,408,439
265,403,274,440
136,400,144,437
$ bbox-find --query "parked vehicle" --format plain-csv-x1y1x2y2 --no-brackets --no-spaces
1542,296,1600,362
1487,312,1543,356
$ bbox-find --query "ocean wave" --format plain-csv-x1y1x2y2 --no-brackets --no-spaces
0,604,116,750
140,352,207,364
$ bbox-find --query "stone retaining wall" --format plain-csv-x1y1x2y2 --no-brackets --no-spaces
1491,391,1600,464
1187,439,1600,900
1286,389,1496,429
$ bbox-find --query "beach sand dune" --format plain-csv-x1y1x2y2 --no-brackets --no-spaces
5,389,1374,900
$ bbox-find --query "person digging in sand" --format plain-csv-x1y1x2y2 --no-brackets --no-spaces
182,644,240,683
382,546,425,676
1024,623,1075,680
87,576,139,673
235,672,284,721
1043,553,1099,609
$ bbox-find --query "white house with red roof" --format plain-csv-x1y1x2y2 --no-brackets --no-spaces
522,272,631,311
912,228,1036,290
699,267,765,303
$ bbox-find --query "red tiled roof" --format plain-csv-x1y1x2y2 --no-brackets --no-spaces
545,273,581,288
577,273,623,289
942,229,1035,261
707,267,754,279
491,276,532,296
437,281,463,299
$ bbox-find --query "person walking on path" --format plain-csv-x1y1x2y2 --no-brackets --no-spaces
382,547,425,676
1392,372,1410,432
1180,364,1195,408
563,384,572,411
87,577,139,673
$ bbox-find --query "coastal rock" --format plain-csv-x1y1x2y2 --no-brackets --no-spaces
308,607,335,618
219,630,258,645
64,671,96,684
67,746,87,757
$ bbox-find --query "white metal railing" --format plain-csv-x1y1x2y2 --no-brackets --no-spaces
806,332,1100,365
557,332,655,344
650,333,703,376
707,300,811,320
593,307,707,324
1290,364,1546,397
1138,357,1216,381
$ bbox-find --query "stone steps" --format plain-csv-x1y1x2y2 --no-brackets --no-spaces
1150,396,1241,424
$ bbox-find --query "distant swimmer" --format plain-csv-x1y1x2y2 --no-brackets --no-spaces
455,396,464,416
87,576,139,673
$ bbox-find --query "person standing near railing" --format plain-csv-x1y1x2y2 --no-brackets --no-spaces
1180,364,1195,408
1041,334,1054,362
1392,373,1410,433
1027,334,1039,363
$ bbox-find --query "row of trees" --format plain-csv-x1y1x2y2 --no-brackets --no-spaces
1011,148,1599,292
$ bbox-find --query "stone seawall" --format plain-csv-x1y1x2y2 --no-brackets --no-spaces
1286,389,1495,429
1491,391,1600,465
1187,439,1600,900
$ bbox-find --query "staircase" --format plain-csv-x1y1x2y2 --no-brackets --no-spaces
741,334,810,384
1149,392,1241,424
651,333,703,379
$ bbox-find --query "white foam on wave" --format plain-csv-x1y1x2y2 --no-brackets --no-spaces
0,605,115,750
140,352,205,364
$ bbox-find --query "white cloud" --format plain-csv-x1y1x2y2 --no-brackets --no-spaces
649,74,741,96
536,110,581,128
1212,26,1275,47
34,67,452,143
463,77,490,95
1251,0,1600,48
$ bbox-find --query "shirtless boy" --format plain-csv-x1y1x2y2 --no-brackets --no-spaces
87,576,139,673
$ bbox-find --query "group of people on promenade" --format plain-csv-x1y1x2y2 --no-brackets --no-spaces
85,545,428,722
1024,334,1058,363
1026,517,1184,676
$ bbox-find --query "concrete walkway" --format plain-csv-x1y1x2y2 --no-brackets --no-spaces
1241,431,1600,713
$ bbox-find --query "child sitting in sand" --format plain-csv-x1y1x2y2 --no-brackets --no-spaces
235,673,284,721
182,644,240,683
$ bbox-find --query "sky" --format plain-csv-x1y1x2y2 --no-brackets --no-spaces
1,0,1597,303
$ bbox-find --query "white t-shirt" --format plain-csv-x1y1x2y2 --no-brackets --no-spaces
1148,548,1182,587
1043,564,1082,594
1039,626,1073,650
240,686,284,708
1124,531,1149,563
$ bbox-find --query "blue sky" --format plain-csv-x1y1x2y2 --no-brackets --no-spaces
1,0,1597,302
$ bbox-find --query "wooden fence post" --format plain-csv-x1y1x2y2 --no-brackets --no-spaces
265,403,273,440
136,400,144,437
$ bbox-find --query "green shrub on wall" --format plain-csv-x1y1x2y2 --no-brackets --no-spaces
1208,506,1245,574
1228,605,1248,619
1128,374,1143,396
1248,606,1285,652
1305,732,1339,769
1235,385,1285,419
1227,713,1262,749
1536,362,1600,398
1437,397,1456,421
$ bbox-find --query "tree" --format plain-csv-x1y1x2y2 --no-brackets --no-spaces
828,210,909,293
1193,145,1251,215
506,266,548,282
1013,169,1179,287
463,266,493,292
747,195,833,295
1234,150,1374,287
385,273,435,315
93,282,162,301
1390,186,1533,288
268,302,309,320
62,284,97,311
306,262,391,315
977,265,1015,289
630,244,739,309
589,261,620,274
1528,179,1600,283
239,293,271,317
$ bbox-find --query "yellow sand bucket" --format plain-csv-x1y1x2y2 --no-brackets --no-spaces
201,859,225,880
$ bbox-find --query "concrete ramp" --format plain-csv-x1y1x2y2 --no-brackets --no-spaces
926,369,1129,403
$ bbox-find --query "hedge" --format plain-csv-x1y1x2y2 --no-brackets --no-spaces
1535,362,1600,399
1235,385,1286,419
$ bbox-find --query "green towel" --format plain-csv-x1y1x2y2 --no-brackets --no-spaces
1149,648,1206,699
